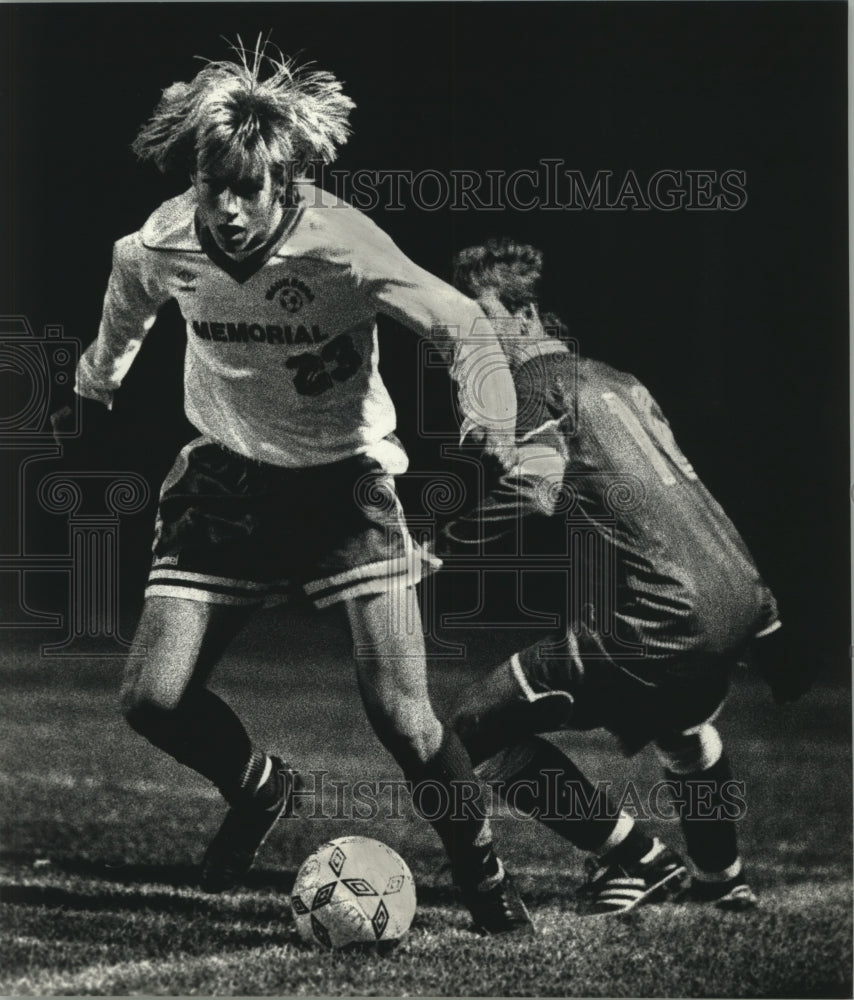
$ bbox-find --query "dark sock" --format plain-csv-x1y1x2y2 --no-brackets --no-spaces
405,728,501,892
666,754,740,875
598,824,655,867
125,687,263,806
485,737,626,853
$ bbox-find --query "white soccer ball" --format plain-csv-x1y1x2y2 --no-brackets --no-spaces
290,836,417,949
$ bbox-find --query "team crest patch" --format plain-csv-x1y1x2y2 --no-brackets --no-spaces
266,277,315,314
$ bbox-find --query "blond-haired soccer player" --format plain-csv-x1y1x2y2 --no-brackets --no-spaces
53,43,532,935
442,238,792,915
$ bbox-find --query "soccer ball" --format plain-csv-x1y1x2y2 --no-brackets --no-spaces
291,836,416,949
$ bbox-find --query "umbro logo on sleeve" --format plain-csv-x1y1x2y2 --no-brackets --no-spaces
176,269,198,292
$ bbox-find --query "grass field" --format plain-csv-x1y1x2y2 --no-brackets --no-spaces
1,613,851,997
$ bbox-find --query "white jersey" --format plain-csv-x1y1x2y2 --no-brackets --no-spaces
77,184,516,467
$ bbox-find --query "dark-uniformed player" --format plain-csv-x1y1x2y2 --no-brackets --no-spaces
442,238,790,913
52,44,533,935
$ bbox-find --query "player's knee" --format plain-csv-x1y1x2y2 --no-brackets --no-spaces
122,695,158,737
370,703,443,770
120,685,182,732
392,722,443,770
654,723,723,775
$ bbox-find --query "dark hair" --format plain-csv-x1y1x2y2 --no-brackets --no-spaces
452,238,543,312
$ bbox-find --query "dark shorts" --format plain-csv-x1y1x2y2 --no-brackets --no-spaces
147,435,441,609
511,627,746,755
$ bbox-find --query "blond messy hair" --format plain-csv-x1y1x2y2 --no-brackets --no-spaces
131,35,355,181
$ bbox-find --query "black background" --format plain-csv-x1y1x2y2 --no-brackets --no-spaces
1,2,849,675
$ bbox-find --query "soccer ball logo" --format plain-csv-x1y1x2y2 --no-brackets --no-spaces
279,288,303,313
291,836,416,949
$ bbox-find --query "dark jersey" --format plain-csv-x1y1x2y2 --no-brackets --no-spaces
448,342,779,662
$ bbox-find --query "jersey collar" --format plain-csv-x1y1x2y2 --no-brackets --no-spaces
196,195,306,284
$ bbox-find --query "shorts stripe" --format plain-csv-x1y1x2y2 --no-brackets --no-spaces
303,558,400,595
146,567,291,607
304,552,439,596
148,577,290,598
148,568,287,591
307,556,427,609
311,571,416,609
145,584,288,607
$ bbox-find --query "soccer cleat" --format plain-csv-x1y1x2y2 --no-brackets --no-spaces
577,838,689,915
200,756,300,893
461,872,536,936
689,876,759,910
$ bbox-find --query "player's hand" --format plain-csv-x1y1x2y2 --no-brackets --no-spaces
49,404,76,443
460,420,519,476
50,395,113,464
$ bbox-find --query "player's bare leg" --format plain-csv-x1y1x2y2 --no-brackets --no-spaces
121,596,299,891
345,588,533,934
122,597,249,711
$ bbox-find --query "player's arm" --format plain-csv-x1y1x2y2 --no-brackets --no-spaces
77,233,170,408
442,406,571,548
355,231,518,467
439,254,570,546
52,232,170,446
458,289,569,515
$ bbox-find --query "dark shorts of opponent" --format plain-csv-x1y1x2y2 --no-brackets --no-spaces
508,622,778,755
146,434,440,609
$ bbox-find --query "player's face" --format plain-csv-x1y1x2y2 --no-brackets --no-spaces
194,162,284,258
476,296,547,357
